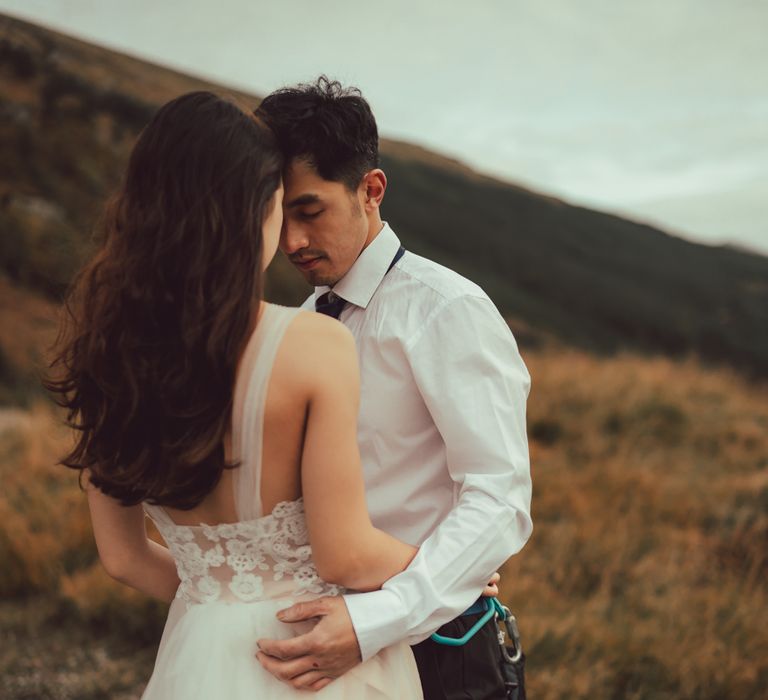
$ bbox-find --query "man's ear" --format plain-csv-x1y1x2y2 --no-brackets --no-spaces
362,169,387,212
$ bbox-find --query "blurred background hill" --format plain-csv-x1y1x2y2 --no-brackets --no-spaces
1,12,767,700
2,12,768,404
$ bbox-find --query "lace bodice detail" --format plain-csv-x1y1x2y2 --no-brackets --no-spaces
146,498,343,606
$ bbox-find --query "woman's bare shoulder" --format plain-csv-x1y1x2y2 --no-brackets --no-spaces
282,307,354,348
274,308,357,386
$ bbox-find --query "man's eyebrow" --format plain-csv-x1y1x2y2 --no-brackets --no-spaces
285,193,321,209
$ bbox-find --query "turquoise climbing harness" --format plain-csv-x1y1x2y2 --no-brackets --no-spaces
430,597,508,647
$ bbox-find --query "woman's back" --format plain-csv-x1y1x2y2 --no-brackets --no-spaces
143,303,341,605
160,302,305,527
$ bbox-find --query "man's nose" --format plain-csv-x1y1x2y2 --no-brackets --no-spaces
280,219,309,255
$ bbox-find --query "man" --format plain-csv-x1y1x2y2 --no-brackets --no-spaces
254,77,532,699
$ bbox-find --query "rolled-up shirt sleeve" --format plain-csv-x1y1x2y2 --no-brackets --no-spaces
343,294,533,661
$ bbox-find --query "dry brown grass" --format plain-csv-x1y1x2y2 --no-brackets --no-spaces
1,349,767,698
0,403,165,699
0,401,165,610
502,350,768,699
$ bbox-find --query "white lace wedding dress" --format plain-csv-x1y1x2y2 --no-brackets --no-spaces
141,304,423,699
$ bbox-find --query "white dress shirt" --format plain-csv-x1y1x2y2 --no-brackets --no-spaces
302,222,533,662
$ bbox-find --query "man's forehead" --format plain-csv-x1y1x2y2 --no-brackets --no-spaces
285,157,321,184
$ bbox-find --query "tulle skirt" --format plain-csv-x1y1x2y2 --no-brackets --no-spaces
140,597,423,699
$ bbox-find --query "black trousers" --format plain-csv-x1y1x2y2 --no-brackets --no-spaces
412,611,507,700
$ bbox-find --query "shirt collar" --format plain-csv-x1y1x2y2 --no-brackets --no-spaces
313,222,401,310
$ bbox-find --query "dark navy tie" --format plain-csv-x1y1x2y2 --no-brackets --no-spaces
315,245,405,319
314,291,347,319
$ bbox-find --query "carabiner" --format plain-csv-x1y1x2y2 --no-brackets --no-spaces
497,605,523,663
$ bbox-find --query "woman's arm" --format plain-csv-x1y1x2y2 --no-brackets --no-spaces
295,315,417,591
85,472,180,602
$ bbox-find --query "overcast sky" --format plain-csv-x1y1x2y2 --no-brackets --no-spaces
2,0,767,254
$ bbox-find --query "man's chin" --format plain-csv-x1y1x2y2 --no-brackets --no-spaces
307,272,338,287
300,267,338,287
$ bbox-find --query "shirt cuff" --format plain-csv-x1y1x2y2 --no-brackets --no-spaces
342,588,409,662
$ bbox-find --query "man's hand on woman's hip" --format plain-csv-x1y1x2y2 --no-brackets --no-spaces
256,596,361,692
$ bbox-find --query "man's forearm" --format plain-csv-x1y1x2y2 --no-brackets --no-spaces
344,485,531,661
109,539,180,602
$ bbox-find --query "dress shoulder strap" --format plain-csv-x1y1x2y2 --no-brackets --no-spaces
143,501,176,528
231,304,302,520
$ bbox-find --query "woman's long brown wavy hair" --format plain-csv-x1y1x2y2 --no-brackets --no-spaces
44,91,283,509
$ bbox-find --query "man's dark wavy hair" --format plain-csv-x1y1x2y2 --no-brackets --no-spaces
255,75,379,191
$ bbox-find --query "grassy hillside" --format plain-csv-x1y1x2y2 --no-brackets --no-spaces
2,351,766,699
1,11,767,404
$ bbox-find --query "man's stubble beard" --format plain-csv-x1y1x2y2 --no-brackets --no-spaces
309,270,341,288
307,197,366,288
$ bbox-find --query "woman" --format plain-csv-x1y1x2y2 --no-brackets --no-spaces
46,91,423,698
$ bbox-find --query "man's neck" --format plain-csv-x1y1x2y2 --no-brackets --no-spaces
361,216,385,252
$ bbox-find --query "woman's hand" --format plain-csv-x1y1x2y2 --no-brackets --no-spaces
482,571,501,597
